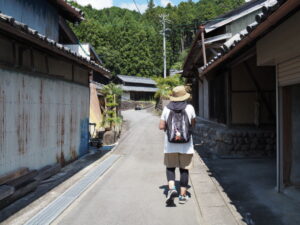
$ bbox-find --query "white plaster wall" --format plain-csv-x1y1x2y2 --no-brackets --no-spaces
121,92,130,101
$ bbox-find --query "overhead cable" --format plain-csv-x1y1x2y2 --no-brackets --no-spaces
132,0,141,14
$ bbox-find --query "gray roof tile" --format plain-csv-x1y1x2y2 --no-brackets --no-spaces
117,75,157,85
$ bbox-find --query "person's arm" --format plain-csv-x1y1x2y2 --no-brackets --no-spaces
159,120,166,130
191,118,196,128
190,105,196,128
159,107,167,131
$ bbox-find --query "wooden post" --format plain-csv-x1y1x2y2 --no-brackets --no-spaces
0,168,29,185
0,186,14,201
226,69,232,126
282,86,292,186
6,170,38,189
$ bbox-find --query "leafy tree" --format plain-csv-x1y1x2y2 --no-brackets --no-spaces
154,74,184,99
69,0,245,78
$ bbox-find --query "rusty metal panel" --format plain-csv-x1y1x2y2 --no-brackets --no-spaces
0,68,89,176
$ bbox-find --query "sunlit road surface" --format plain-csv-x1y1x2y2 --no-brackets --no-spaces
52,109,202,225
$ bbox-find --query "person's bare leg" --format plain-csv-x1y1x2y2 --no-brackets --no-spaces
168,180,175,190
180,187,187,196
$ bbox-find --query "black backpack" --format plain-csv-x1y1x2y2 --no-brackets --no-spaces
166,108,191,143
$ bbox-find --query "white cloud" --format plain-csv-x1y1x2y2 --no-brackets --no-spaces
160,0,173,7
119,3,148,13
74,0,113,10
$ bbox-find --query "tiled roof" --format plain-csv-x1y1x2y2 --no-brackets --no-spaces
205,0,268,33
61,0,83,15
199,0,283,75
183,0,272,76
0,12,111,76
49,0,85,22
121,85,158,93
117,75,157,85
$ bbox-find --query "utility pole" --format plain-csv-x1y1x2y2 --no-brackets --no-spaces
160,14,169,79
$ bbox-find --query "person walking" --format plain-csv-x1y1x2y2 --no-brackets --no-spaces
159,85,196,205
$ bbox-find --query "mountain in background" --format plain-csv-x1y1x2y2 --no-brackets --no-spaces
70,0,245,77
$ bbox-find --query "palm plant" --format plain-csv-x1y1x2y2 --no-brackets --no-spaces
101,83,123,130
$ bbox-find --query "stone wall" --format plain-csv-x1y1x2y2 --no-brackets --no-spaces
193,117,276,157
120,101,154,111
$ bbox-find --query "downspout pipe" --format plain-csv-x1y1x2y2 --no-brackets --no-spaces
199,25,207,65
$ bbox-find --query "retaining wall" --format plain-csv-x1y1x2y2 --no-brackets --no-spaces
193,117,276,157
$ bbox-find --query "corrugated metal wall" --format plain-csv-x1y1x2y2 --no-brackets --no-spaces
0,0,59,41
0,68,89,175
278,56,300,86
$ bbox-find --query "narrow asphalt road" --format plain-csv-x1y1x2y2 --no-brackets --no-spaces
52,109,202,225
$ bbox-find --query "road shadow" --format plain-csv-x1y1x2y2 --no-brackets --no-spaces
0,148,111,222
194,146,292,225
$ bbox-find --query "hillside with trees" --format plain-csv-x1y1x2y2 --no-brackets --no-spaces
70,0,245,77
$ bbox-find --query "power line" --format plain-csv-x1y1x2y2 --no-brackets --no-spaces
132,0,141,14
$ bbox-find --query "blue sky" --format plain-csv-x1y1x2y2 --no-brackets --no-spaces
74,0,196,13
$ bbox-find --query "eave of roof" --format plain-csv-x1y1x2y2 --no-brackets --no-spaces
121,85,158,93
48,0,84,22
0,13,111,79
205,0,268,33
117,75,157,85
183,0,270,76
199,0,299,77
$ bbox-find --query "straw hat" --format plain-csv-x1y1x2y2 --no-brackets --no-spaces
169,86,190,102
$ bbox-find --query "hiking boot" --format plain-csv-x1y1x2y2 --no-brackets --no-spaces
166,189,178,205
178,195,188,204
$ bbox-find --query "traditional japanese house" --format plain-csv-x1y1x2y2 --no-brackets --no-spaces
0,0,110,176
114,75,158,101
65,43,112,137
183,0,270,114
184,0,300,192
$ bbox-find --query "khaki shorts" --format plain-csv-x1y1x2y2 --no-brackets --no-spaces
164,153,193,169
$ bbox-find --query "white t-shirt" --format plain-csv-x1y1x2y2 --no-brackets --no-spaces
160,104,196,154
